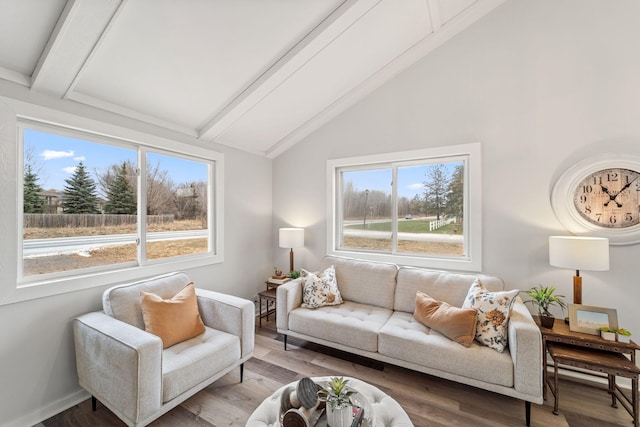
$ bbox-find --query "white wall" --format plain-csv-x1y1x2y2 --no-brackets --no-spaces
0,83,272,426
273,0,640,342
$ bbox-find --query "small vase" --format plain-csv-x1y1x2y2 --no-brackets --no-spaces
617,334,631,343
326,404,353,427
539,315,555,329
601,330,616,341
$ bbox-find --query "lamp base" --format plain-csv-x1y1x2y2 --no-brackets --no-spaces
573,275,582,305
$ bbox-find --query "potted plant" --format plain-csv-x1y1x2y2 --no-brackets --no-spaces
318,377,354,427
616,328,632,343
599,327,617,341
523,286,567,329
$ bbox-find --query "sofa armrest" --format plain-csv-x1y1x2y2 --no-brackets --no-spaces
508,297,544,402
276,278,303,331
73,311,162,424
196,289,254,359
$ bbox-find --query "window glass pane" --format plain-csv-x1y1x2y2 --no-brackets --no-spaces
22,128,137,277
396,161,464,256
145,152,209,260
339,168,392,252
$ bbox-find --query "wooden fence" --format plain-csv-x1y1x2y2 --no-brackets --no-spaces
24,214,175,228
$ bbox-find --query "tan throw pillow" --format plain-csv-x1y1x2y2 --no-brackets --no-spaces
462,279,519,353
140,282,206,349
413,291,477,347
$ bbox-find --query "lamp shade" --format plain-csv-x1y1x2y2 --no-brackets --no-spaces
279,228,304,248
548,236,609,271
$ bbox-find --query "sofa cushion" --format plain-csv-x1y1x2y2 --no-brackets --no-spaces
301,266,343,308
319,256,398,310
104,272,192,329
162,327,240,402
413,291,477,347
394,267,505,312
378,312,514,387
288,301,392,352
141,283,206,349
462,279,519,353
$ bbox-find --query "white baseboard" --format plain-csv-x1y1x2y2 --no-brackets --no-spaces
1,389,89,427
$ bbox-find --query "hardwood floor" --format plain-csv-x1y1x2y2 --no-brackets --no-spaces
40,318,635,427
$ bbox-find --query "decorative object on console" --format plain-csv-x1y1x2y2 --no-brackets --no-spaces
568,303,618,335
549,236,609,305
617,328,632,343
599,327,617,341
550,153,640,245
279,227,305,272
523,285,567,329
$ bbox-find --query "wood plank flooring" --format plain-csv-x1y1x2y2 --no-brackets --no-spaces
39,317,635,427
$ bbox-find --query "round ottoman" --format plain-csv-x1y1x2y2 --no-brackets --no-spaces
246,376,413,426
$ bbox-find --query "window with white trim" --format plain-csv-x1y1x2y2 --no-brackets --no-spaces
19,119,219,283
327,143,481,271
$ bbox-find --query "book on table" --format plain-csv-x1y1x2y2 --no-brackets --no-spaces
268,277,290,285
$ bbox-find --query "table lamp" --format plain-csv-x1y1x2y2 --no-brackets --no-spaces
279,228,304,272
548,236,609,305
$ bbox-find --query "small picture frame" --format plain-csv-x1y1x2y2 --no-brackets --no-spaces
568,304,618,335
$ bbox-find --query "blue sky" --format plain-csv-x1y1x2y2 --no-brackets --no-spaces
344,161,462,199
24,128,208,193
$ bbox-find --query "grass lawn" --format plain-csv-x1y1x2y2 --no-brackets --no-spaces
347,220,462,235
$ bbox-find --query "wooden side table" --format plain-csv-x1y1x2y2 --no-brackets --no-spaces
257,278,289,327
536,317,640,426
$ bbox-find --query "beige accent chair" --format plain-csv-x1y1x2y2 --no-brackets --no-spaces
73,272,254,427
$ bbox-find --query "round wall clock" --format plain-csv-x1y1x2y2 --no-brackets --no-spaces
551,153,640,245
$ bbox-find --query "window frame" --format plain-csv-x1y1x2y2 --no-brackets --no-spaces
326,143,481,272
0,98,224,306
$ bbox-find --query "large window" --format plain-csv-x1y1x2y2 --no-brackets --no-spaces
19,119,220,285
327,143,481,271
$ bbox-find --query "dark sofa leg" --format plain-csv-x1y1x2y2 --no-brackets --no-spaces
525,401,531,426
92,396,97,411
240,363,244,382
284,334,287,351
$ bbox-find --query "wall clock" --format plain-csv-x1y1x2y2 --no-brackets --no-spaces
551,153,640,245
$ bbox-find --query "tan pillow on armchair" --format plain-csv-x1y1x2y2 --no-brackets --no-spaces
414,291,477,347
140,282,206,348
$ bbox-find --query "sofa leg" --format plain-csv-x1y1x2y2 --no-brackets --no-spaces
525,401,531,426
240,363,244,383
92,396,97,412
284,334,287,351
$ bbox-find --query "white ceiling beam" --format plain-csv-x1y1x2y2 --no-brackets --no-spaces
265,0,508,159
197,0,382,143
30,0,122,98
0,66,30,87
427,0,442,31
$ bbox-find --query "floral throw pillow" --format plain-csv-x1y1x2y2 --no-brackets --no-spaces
301,266,344,309
462,279,519,353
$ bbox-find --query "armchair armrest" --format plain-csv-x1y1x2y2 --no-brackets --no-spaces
196,289,254,359
508,297,544,403
276,278,303,331
73,311,162,424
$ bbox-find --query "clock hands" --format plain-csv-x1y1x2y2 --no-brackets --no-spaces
600,176,638,207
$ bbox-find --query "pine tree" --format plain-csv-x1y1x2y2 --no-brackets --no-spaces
63,161,100,214
423,164,449,220
104,162,137,214
445,164,464,221
24,164,45,213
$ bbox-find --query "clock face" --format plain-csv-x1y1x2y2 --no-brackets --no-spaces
573,168,640,228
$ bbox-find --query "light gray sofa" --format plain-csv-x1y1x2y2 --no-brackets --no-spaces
276,256,543,426
73,272,255,427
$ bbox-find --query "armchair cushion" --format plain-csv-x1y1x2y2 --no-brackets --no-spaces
141,282,205,348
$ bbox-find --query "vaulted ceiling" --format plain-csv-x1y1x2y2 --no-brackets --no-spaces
0,0,506,158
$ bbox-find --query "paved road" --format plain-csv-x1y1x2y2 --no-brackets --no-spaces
24,230,207,257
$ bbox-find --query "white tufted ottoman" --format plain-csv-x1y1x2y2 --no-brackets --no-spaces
246,376,413,427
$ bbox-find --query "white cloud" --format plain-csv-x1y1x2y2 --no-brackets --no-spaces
41,149,74,160
73,156,86,161
62,166,77,174
407,183,424,190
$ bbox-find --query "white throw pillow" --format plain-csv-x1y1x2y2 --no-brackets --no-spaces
301,266,344,309
462,279,518,353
